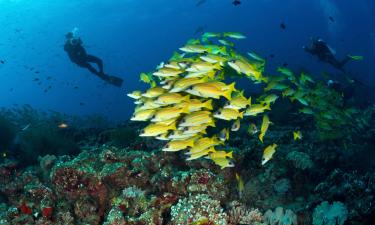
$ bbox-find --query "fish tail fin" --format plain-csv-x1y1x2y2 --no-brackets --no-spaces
227,151,233,158
183,95,190,102
204,99,213,110
208,120,216,128
239,111,244,119
169,122,177,131
229,82,237,92
222,89,233,101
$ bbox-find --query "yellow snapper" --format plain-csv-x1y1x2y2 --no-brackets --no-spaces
151,106,189,122
162,136,197,152
293,130,302,141
179,99,213,112
142,87,166,98
181,125,208,135
235,173,244,198
299,72,314,85
224,93,251,110
206,150,233,160
140,122,176,137
179,44,208,53
200,54,227,65
188,136,223,154
282,88,296,97
153,67,183,77
259,114,271,143
127,90,142,99
186,146,216,161
244,103,270,116
170,77,208,93
179,111,214,127
131,109,156,121
227,59,263,81
186,62,221,73
259,94,279,105
154,93,190,105
247,123,259,135
218,128,229,141
168,130,198,140
264,81,289,92
136,100,161,111
231,119,241,131
211,157,235,169
223,32,246,39
262,143,277,165
213,108,243,121
185,83,233,100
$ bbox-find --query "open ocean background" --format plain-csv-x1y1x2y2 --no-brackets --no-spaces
1,0,374,121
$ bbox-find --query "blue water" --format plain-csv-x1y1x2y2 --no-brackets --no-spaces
1,0,374,121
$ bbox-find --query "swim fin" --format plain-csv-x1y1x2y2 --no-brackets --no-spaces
106,75,124,87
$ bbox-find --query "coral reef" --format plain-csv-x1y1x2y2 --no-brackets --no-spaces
312,201,348,225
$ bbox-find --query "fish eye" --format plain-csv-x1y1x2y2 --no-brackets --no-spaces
181,119,186,123
165,144,169,148
183,127,188,131
140,130,144,134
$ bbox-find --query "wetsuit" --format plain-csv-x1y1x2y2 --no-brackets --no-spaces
64,37,123,87
64,38,107,77
304,39,350,72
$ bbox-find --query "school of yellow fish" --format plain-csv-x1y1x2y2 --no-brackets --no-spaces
128,32,314,169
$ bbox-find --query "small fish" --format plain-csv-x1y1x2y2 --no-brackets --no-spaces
211,156,235,169
218,39,234,47
206,150,233,160
232,0,241,6
213,108,243,121
74,86,79,89
21,123,31,131
186,146,216,161
298,107,314,115
259,114,271,143
142,87,166,98
58,123,68,129
225,92,251,110
188,136,223,154
131,109,156,121
329,16,335,22
247,52,265,63
0,60,5,64
154,93,190,105
140,122,176,137
293,131,302,141
33,78,40,81
231,119,241,131
248,123,258,135
223,32,246,39
162,137,196,152
127,90,142,99
79,102,85,106
151,106,189,122
280,22,286,30
244,103,270,116
186,82,233,100
179,111,214,127
259,94,279,105
219,128,230,141
140,72,153,84
35,71,40,74
347,55,364,61
262,143,277,165
235,173,244,198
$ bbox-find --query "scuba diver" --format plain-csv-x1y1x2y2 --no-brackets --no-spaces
303,38,351,72
64,29,123,87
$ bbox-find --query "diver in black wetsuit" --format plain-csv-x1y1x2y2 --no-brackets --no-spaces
64,31,123,87
303,38,351,72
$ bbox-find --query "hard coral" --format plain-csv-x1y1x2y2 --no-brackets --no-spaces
170,193,228,225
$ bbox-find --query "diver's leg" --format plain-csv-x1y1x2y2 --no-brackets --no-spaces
83,62,109,81
86,55,104,74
